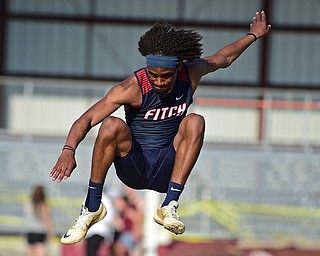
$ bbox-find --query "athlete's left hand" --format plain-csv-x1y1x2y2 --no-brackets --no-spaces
249,11,271,39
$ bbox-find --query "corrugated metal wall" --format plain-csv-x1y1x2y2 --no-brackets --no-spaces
4,0,320,87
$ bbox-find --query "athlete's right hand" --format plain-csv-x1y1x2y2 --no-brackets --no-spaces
50,150,77,183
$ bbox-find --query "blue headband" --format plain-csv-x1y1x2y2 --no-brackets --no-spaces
146,55,180,68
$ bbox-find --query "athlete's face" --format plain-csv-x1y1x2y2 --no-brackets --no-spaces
147,66,179,97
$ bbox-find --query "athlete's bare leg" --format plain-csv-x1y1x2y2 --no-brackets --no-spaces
153,113,205,235
60,116,132,244
172,113,205,185
90,116,132,183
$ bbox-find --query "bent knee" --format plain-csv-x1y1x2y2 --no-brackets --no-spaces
99,116,128,135
186,113,205,130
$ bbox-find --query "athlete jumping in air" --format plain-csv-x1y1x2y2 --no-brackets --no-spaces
50,11,271,244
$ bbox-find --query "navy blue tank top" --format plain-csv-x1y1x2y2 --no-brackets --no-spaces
126,63,193,148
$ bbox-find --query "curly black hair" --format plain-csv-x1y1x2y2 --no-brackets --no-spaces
138,21,203,61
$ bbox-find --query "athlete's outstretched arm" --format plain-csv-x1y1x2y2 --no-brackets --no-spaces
188,11,271,89
50,75,141,183
204,11,271,73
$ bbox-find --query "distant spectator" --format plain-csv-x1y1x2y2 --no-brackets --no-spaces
85,191,115,256
24,185,53,256
124,187,144,253
112,190,144,256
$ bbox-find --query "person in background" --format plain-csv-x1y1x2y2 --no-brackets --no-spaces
85,191,115,256
112,191,143,256
123,187,144,255
24,185,53,256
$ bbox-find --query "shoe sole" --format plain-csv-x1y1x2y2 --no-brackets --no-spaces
153,216,185,235
165,224,185,235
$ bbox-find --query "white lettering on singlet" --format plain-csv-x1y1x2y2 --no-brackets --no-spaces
144,103,187,120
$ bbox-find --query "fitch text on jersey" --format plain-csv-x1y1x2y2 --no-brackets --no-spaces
144,103,187,120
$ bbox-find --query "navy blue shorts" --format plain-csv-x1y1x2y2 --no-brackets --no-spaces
114,139,175,193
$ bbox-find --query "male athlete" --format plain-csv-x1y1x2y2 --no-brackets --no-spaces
50,11,271,244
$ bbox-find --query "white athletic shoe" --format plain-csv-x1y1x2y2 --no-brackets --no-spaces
153,200,185,235
61,203,107,244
